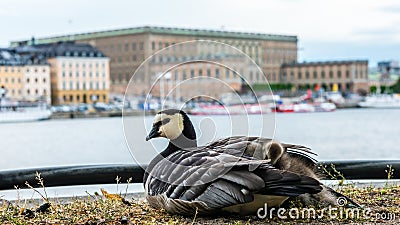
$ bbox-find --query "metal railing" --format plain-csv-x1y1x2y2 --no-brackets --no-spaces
0,160,399,190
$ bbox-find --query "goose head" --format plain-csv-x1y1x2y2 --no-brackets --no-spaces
146,109,197,148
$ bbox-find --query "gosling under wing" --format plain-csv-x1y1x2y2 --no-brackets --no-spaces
145,148,322,215
208,136,318,164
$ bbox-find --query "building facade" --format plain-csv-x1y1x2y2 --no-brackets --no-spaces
280,60,369,93
0,49,51,103
11,26,298,96
15,42,110,105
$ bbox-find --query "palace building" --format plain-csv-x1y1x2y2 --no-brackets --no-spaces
11,26,298,97
281,60,369,93
11,26,369,98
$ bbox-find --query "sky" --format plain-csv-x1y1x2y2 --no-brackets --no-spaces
1,0,400,66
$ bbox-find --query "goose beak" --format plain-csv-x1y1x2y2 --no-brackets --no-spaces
146,125,160,141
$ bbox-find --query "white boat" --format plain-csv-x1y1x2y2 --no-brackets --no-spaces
0,87,52,123
0,105,52,123
358,94,400,108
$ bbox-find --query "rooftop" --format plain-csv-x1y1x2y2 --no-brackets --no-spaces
10,26,297,47
14,41,106,58
282,60,369,67
0,48,25,66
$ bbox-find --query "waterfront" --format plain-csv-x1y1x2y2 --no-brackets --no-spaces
1,108,399,199
1,108,399,171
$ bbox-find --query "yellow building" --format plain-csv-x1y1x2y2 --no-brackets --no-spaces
16,42,110,105
0,65,24,101
0,49,51,103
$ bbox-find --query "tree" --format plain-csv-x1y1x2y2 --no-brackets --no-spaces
391,77,400,93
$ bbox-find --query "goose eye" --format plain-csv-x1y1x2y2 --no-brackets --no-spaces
161,118,170,125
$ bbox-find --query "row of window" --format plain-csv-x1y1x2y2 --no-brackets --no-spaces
0,67,48,73
61,81,107,91
61,71,107,78
103,42,144,53
26,77,47,84
26,88,48,95
283,69,367,81
61,94,107,102
64,51,102,58
0,77,21,84
112,54,144,63
7,88,48,96
61,62,106,68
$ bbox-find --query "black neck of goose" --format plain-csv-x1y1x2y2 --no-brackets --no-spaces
165,114,197,153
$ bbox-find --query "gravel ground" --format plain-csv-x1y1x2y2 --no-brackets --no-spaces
0,184,399,224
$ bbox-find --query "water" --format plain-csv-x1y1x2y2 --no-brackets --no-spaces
1,108,399,170
1,108,399,199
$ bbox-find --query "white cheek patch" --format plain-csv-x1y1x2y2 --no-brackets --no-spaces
154,113,184,140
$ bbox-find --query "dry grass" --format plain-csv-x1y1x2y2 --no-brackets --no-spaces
0,183,399,224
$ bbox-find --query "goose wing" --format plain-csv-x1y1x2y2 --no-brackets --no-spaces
145,147,322,215
208,136,318,165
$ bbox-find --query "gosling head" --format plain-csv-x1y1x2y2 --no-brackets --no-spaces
146,109,197,146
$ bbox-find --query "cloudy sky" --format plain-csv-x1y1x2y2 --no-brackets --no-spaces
1,0,399,65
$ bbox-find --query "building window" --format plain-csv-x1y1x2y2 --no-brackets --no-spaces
27,89,30,94
96,82,99,90
190,69,195,78
338,71,342,78
321,71,325,79
305,71,310,79
133,55,137,61
69,72,72,77
174,71,178,80
216,68,220,78
207,69,211,77
199,69,203,76
26,78,30,83
83,71,86,77
63,82,66,90
158,42,162,50
182,71,187,80
70,81,73,90
77,95,80,101
139,42,144,50
132,43,137,50
226,68,230,78
329,71,334,79
103,82,106,90
70,95,73,101
76,82,80,90
313,71,317,79
346,70,350,78
76,72,79,77
43,78,46,83
151,42,155,50
297,72,301,80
